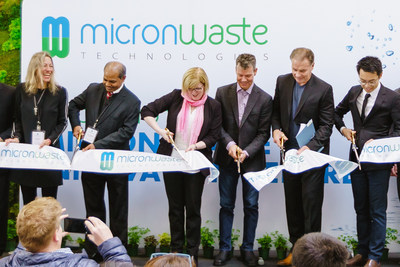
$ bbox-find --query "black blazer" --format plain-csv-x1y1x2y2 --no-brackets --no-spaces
213,83,273,172
0,83,15,140
272,73,334,154
335,84,400,170
69,83,141,150
11,83,68,187
141,89,222,163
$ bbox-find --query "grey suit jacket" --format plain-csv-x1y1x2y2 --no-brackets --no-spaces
69,83,141,150
213,83,273,172
272,73,334,154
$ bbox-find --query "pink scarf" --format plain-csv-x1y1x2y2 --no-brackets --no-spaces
176,91,208,145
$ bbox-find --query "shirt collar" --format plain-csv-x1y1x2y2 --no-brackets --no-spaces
362,82,381,98
236,83,254,95
112,83,124,94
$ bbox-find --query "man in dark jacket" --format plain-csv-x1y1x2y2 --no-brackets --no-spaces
0,197,133,267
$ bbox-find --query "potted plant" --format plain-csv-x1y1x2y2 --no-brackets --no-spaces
271,231,288,260
382,228,398,261
200,220,219,259
338,234,358,256
144,235,159,257
5,219,17,252
158,232,171,253
127,226,150,257
61,234,73,248
230,228,240,257
257,233,272,260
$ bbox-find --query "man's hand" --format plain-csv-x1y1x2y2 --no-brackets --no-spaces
39,138,51,149
391,164,398,177
365,138,374,145
273,129,288,148
82,143,95,151
297,145,310,155
238,150,247,163
73,126,84,139
342,128,355,142
85,216,114,247
228,144,239,160
5,137,19,146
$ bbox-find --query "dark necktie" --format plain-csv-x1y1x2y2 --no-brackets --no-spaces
360,93,371,122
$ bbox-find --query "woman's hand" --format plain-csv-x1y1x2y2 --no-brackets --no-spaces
5,138,19,146
39,138,51,148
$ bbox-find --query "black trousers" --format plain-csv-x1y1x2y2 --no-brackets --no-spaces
20,185,58,205
0,170,9,253
81,172,128,258
282,167,325,246
163,171,206,259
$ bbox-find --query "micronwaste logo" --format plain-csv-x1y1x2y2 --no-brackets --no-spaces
42,16,70,58
100,151,114,171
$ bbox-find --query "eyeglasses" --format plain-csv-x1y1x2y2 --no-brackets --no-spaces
359,79,379,87
188,87,204,92
150,252,193,267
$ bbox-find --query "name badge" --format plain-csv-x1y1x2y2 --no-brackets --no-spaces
31,130,45,145
82,126,98,144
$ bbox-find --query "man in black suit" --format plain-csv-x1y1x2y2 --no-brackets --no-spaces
68,61,140,260
272,47,334,266
335,56,400,267
0,83,15,255
213,53,273,266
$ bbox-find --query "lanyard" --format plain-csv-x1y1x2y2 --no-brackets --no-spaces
93,94,114,128
33,89,46,130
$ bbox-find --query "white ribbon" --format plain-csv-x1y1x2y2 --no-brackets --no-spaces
243,149,358,191
0,143,219,180
359,137,400,163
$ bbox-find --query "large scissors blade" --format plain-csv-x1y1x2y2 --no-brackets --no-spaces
280,137,285,164
165,128,189,164
351,132,361,170
236,147,242,173
72,128,83,159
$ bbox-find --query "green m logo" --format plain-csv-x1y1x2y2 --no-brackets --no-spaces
100,152,114,171
42,16,70,58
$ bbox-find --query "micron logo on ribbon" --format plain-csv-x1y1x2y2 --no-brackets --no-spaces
100,152,114,171
42,16,70,58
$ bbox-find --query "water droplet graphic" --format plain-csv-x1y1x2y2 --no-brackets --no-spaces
347,21,352,26
389,37,392,41
367,32,375,40
382,64,387,69
389,24,394,31
346,46,353,51
386,50,394,56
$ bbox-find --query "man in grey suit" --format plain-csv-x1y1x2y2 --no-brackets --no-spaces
0,82,15,255
272,47,334,266
213,53,273,266
69,61,140,261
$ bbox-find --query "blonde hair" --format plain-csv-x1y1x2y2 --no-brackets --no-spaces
181,67,209,94
144,254,196,267
25,51,58,95
17,197,62,253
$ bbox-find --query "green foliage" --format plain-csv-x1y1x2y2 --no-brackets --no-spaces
0,0,21,30
128,226,150,245
338,234,358,250
231,228,240,248
158,232,171,247
200,220,219,248
144,235,159,247
257,233,272,249
7,219,17,240
271,231,288,250
2,17,20,52
385,228,398,247
0,69,6,82
76,237,85,248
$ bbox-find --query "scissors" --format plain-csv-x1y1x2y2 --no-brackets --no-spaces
72,128,83,158
280,137,285,164
235,146,243,173
165,128,189,164
351,131,361,170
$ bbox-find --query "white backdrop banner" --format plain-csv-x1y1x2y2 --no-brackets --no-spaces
20,0,400,251
244,149,358,191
